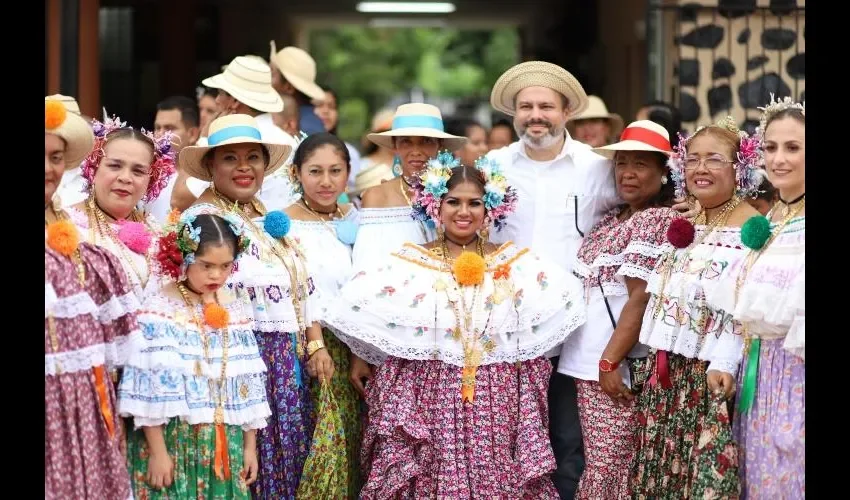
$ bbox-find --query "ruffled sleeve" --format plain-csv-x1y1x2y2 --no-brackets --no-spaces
323,242,586,367
118,290,271,430
617,207,677,282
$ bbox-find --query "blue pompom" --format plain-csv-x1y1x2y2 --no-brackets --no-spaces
740,215,771,250
264,210,291,239
335,220,359,245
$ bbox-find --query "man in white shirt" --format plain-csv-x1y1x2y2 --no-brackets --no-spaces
201,55,300,211
486,61,617,500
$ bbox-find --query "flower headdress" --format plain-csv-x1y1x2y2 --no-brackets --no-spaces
667,115,763,199
154,204,250,281
409,151,518,230
80,115,177,202
757,93,805,137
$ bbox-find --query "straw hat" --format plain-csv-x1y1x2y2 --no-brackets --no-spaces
45,95,94,169
591,120,673,159
178,114,293,181
490,61,589,117
568,95,624,135
351,163,395,196
269,42,325,101
220,55,267,73
202,56,284,113
366,103,467,150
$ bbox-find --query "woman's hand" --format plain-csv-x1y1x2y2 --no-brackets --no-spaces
146,450,174,490
599,369,634,405
307,348,335,383
349,354,374,397
673,196,701,219
707,370,736,399
240,432,259,486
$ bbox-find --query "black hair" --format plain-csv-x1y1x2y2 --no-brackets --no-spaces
765,108,805,130
612,150,676,208
445,165,487,195
320,86,339,135
755,176,777,202
292,132,351,173
444,117,485,140
193,214,239,259
641,100,683,148
198,87,218,99
490,119,518,141
157,96,200,128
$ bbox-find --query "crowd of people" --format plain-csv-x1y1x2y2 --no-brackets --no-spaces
45,42,804,500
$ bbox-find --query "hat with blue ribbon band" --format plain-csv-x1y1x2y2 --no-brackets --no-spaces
366,103,468,151
178,114,293,181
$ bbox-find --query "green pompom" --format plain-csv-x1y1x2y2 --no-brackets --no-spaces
741,215,771,250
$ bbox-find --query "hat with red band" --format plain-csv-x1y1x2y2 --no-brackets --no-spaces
591,120,673,159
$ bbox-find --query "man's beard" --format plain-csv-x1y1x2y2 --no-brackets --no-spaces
518,120,565,149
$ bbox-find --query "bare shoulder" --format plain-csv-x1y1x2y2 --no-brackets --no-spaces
727,203,761,227
285,202,311,221
360,178,399,209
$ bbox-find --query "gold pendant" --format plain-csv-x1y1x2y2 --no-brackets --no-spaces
194,360,204,376
214,407,224,425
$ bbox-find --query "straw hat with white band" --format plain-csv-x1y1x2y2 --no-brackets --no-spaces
269,42,325,101
568,95,624,136
45,95,94,168
366,103,467,151
490,61,589,117
203,56,284,113
591,120,673,159
178,114,292,181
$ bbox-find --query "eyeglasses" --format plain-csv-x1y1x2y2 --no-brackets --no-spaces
683,156,734,171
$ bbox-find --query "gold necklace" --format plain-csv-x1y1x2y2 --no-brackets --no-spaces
299,199,345,238
211,188,310,357
652,196,742,322
177,283,229,426
86,197,151,288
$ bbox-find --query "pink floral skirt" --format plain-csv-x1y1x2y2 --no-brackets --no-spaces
360,356,559,499
575,380,636,499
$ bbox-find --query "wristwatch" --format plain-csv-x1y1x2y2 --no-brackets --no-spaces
307,339,326,357
599,358,620,373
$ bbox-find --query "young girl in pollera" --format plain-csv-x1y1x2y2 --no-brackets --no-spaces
119,205,271,499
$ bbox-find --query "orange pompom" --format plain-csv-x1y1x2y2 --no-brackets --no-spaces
203,302,230,329
453,251,486,286
45,100,67,130
166,208,181,225
46,220,80,256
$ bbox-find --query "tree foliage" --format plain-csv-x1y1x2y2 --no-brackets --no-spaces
309,27,519,146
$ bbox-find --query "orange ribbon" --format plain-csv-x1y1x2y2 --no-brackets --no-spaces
214,423,231,480
461,366,477,403
92,366,115,438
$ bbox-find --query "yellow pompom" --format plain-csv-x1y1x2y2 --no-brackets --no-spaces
46,220,80,256
453,251,486,286
45,100,67,130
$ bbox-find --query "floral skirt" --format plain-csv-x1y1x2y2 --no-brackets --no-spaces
127,419,249,499
735,338,805,499
575,380,636,500
304,329,363,498
46,371,131,500
631,351,740,499
361,356,558,499
252,331,315,499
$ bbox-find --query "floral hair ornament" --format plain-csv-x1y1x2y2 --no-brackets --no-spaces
80,114,177,202
154,204,250,281
409,151,518,231
667,115,764,201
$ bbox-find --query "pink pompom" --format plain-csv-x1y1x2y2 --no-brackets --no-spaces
117,220,152,254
